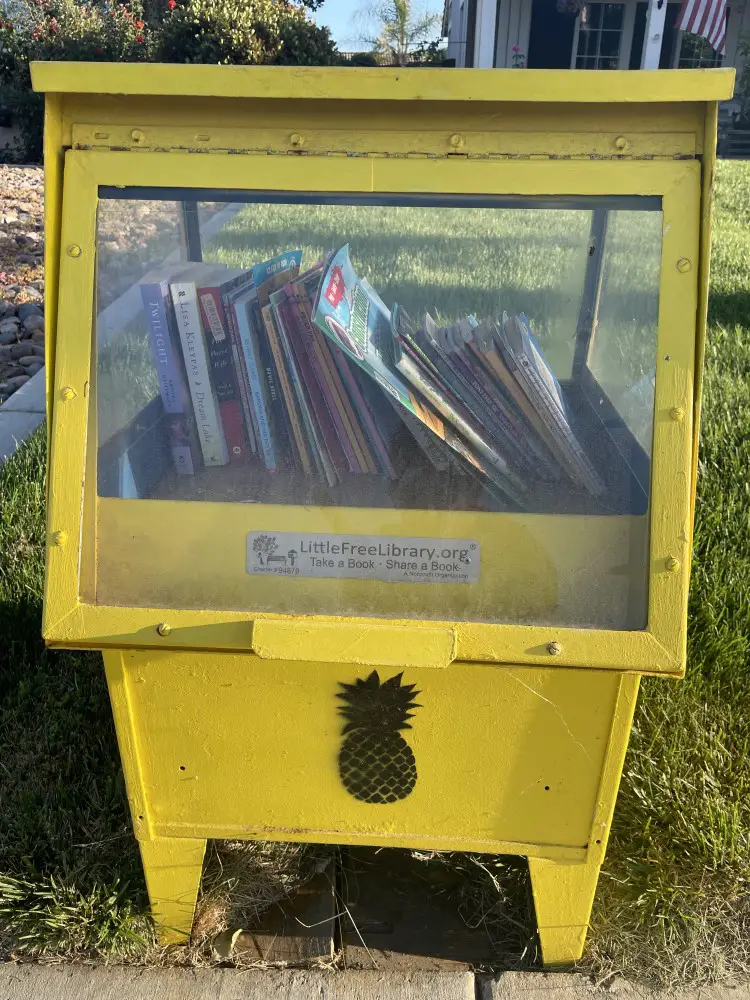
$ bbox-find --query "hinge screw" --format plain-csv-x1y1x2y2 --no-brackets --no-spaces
60,386,76,401
290,133,304,147
449,133,465,149
677,257,691,273
614,136,629,151
67,245,82,258
52,530,68,547
547,641,562,656
131,129,145,144
157,622,171,636
665,556,680,572
670,406,685,421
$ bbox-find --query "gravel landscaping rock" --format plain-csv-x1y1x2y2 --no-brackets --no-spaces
22,313,45,333
1,164,45,407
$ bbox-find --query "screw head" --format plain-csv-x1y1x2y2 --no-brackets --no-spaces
60,386,76,401
677,257,691,273
547,641,562,656
670,406,685,421
614,135,629,151
665,556,680,572
450,133,465,149
52,530,68,547
130,129,145,144
156,622,171,636
290,133,304,147
67,244,82,258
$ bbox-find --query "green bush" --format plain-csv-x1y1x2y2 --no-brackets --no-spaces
153,0,336,66
0,0,337,163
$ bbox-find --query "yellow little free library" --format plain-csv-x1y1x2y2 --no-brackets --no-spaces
33,62,733,964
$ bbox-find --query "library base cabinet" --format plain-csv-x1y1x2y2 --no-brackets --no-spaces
34,62,733,963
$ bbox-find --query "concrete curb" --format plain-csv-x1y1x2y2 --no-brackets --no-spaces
481,971,750,999
3,966,750,1000
0,964,476,999
0,366,45,465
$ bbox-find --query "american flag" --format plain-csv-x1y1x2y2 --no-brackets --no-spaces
676,0,728,56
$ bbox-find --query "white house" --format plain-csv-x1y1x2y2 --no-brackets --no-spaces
443,0,747,78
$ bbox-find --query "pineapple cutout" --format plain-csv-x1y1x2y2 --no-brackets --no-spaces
336,671,422,804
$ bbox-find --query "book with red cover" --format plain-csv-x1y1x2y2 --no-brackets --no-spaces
270,286,349,479
197,270,252,462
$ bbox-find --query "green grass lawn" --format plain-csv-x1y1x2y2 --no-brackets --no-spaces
1,163,748,980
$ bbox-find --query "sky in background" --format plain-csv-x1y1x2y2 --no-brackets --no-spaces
310,0,445,50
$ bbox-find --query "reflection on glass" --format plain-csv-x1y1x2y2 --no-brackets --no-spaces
93,191,661,629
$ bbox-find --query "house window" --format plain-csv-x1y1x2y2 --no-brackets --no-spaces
574,3,626,69
675,30,723,67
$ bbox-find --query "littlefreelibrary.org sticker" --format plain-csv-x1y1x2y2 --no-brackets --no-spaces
246,531,480,584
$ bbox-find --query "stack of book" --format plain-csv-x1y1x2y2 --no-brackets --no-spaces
127,244,605,509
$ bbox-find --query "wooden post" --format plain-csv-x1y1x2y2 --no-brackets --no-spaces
572,207,609,379
180,200,203,262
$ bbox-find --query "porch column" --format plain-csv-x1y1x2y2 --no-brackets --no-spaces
641,0,667,68
475,0,499,67
449,0,463,66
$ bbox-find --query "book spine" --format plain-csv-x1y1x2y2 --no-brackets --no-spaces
382,394,451,472
198,286,248,463
277,294,348,477
140,282,197,475
295,279,378,475
223,291,258,456
170,281,230,467
288,286,362,474
444,341,552,477
268,293,327,481
471,338,560,454
233,295,277,471
515,351,604,494
250,298,296,471
395,353,515,479
261,303,314,476
331,351,395,478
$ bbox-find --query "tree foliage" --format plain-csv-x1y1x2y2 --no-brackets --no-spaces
353,0,442,66
0,0,336,162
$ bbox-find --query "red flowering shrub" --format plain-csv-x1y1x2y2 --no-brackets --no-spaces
1,0,149,162
0,0,337,163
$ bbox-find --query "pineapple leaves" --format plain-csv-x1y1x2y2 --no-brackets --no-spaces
336,670,422,735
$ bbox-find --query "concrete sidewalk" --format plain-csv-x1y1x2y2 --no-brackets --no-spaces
0,965,474,1000
2,967,749,1000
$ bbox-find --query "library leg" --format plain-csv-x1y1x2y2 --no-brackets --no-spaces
528,857,601,967
139,836,206,944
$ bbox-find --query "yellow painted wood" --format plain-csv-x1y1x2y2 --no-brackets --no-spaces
102,650,152,840
42,93,64,459
529,858,601,966
42,151,694,677
44,606,675,674
691,104,718,534
34,67,723,964
70,122,698,159
586,673,641,866
42,152,96,640
252,621,457,669
30,63,735,104
138,836,206,944
112,649,625,854
59,96,709,157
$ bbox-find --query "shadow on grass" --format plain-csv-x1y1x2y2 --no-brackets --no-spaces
708,289,750,330
0,432,151,957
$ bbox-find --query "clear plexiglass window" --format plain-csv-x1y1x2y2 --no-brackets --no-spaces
92,189,662,630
